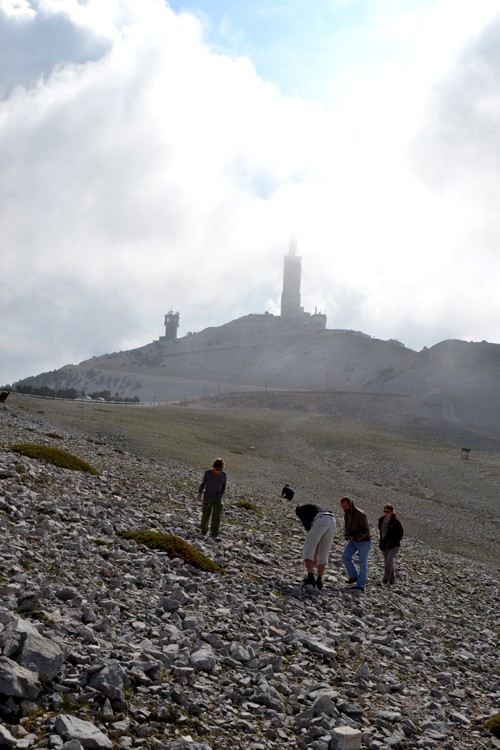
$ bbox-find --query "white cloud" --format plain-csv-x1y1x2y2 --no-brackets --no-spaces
1,0,500,385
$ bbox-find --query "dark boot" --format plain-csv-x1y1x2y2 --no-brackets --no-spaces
316,576,323,590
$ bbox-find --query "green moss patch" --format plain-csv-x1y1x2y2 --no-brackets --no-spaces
235,500,258,513
486,714,500,738
9,444,99,475
116,530,225,574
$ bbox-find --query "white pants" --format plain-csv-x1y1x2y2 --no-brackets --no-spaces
303,513,336,565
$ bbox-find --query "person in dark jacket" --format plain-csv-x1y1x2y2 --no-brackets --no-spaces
197,457,227,539
378,503,404,584
295,504,336,590
340,496,372,591
281,484,295,501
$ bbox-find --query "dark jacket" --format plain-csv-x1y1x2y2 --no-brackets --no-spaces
198,469,226,500
343,501,371,542
296,504,322,531
378,515,404,550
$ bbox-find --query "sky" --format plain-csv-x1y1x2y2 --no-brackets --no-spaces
2,0,500,384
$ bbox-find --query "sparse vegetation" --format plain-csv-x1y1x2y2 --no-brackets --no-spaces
5,392,500,566
0,389,498,750
12,381,139,402
93,538,113,547
46,562,63,576
9,444,99,475
235,500,259,512
485,714,500,738
30,611,56,628
116,530,225,574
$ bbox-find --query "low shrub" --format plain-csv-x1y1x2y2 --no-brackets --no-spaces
485,714,500,738
235,500,258,512
9,444,99,475
116,530,225,574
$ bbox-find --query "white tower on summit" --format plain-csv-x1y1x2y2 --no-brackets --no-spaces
280,236,302,318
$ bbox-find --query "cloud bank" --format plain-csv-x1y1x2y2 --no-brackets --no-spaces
1,0,500,383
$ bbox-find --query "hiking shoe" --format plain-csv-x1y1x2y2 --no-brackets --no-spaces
316,577,323,591
345,577,358,584
303,573,316,587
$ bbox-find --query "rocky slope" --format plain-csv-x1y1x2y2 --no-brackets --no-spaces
0,403,499,750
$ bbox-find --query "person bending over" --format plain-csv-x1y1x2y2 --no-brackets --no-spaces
296,504,336,590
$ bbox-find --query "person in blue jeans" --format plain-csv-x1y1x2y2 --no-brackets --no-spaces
340,496,372,591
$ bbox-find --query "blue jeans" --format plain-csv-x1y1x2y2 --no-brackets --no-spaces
342,540,372,589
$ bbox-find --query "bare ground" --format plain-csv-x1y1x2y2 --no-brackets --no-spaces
4,391,500,568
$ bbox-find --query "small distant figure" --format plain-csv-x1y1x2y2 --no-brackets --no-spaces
340,496,372,592
281,483,295,501
378,503,404,585
295,504,336,590
197,457,227,540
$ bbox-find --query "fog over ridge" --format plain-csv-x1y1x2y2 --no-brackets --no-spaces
2,1,500,384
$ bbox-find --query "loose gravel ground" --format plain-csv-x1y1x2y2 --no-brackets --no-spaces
1,398,499,750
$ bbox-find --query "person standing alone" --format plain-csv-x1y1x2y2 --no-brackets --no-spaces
197,457,227,540
378,503,404,584
340,496,372,591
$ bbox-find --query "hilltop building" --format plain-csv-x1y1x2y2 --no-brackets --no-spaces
281,237,302,318
159,240,325,341
160,310,180,342
280,238,326,328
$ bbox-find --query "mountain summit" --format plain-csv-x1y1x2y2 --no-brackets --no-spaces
13,314,500,441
